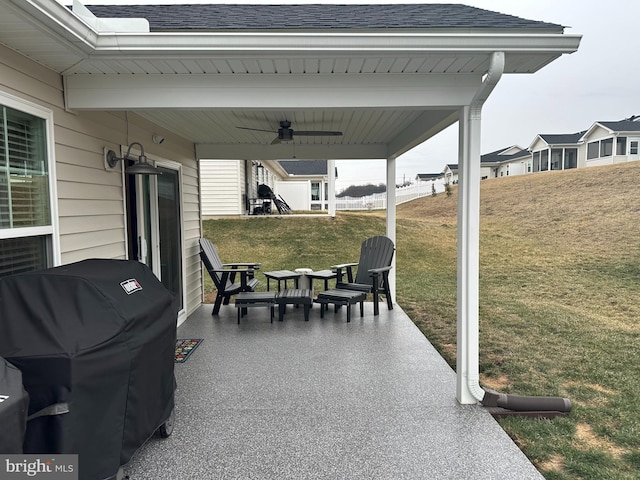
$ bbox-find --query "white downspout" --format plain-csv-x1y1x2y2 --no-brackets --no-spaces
457,52,504,404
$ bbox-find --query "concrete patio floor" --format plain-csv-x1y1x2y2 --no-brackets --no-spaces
122,302,543,479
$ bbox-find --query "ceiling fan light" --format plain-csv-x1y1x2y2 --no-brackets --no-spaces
278,128,294,141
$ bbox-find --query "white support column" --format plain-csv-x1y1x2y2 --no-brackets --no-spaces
386,156,397,301
328,159,336,217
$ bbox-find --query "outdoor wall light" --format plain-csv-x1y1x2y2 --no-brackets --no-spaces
105,142,162,175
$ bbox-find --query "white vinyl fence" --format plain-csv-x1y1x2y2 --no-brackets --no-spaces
336,179,446,211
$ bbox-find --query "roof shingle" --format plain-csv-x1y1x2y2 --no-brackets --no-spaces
279,159,327,176
84,4,564,31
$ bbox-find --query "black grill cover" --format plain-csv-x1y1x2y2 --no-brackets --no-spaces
0,259,177,479
0,357,29,453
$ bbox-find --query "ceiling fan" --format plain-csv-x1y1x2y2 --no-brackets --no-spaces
237,120,343,144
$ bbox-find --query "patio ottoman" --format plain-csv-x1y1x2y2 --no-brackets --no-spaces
314,289,366,323
275,289,313,321
235,291,276,323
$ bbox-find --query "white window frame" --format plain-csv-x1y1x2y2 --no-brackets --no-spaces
0,91,60,266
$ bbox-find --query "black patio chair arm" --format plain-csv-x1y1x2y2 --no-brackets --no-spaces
222,262,261,269
368,266,393,274
331,262,358,283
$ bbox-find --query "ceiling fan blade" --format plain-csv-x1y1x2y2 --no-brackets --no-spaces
271,136,281,145
237,126,275,133
294,131,343,136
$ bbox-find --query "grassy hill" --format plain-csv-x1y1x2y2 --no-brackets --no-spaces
203,161,640,479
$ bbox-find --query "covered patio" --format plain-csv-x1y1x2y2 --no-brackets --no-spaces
44,2,580,405
122,303,543,479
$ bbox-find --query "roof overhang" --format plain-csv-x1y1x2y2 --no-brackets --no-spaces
0,0,581,161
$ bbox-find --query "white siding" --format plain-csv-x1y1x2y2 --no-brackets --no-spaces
200,159,243,216
276,181,310,210
0,43,203,316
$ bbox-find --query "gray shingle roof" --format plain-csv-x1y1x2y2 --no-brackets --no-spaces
84,4,563,31
416,173,441,180
539,132,585,144
279,160,327,176
480,146,527,164
598,120,640,132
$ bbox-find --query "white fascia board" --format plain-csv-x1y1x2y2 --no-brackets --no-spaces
65,73,480,110
527,134,548,151
88,32,581,57
196,143,388,161
9,0,99,55
263,160,289,177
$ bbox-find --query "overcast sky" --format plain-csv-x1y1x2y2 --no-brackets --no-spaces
61,0,640,192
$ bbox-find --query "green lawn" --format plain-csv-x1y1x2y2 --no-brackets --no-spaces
202,161,640,479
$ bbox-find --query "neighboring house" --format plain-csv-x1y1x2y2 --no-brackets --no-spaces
200,159,330,216
276,160,331,211
528,132,583,173
443,164,459,184
480,146,531,178
415,173,442,183
474,115,640,181
581,117,640,167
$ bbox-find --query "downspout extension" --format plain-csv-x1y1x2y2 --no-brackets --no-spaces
482,389,572,413
467,52,572,415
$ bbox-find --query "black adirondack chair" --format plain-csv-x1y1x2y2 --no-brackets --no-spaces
199,238,260,315
332,235,395,315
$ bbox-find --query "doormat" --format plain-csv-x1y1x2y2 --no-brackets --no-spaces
175,338,204,363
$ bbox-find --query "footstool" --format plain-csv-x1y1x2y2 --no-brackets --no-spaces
276,289,313,321
235,291,276,323
314,289,366,323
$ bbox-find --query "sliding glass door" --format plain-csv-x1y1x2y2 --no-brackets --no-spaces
126,161,185,321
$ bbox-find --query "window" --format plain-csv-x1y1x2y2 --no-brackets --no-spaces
588,138,614,159
565,148,577,169
311,182,320,201
587,141,599,159
0,100,54,279
540,150,549,171
600,138,613,157
532,152,540,172
551,149,563,170
631,141,639,155
616,137,627,155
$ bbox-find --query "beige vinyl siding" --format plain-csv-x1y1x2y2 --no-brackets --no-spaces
200,159,243,216
586,125,610,140
529,137,548,151
0,43,203,316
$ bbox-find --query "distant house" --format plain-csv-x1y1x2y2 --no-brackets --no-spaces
415,173,442,183
475,115,640,181
200,159,330,216
580,117,640,167
480,146,531,178
277,160,331,211
443,164,459,184
528,132,583,173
